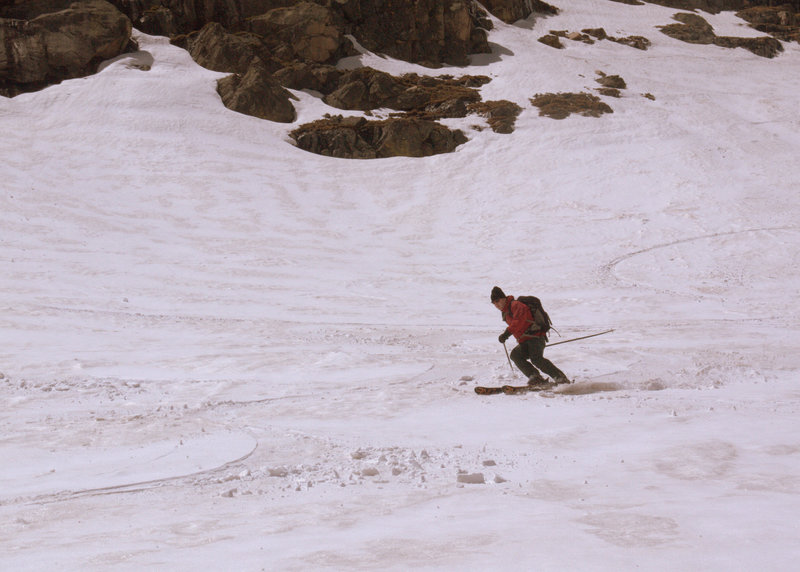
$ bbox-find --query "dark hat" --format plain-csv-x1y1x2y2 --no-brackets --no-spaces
490,286,505,302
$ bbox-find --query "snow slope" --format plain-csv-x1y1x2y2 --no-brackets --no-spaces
1,1,799,569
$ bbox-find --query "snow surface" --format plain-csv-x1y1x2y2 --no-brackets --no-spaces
2,1,800,569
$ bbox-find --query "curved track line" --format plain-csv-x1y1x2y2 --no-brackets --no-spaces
599,225,798,287
4,439,258,507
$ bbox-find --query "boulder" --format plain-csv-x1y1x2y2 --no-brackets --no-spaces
0,0,132,96
341,0,490,66
217,61,297,123
186,22,278,74
480,0,558,24
246,2,348,64
290,115,467,158
272,62,343,94
323,67,404,111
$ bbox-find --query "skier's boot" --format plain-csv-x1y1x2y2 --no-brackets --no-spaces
527,373,548,387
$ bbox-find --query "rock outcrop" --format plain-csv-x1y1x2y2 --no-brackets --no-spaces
481,0,559,23
217,61,297,123
184,22,278,75
737,5,800,44
659,12,784,57
113,0,504,68
467,100,523,133
245,2,349,65
290,115,467,158
341,0,491,66
0,0,132,96
530,92,614,119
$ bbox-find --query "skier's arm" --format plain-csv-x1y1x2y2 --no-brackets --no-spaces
506,301,533,339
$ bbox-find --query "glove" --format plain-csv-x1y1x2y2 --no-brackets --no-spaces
498,331,511,344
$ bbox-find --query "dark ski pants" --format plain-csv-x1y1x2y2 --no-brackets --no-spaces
510,337,566,380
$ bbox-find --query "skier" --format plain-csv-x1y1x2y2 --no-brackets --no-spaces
491,286,570,385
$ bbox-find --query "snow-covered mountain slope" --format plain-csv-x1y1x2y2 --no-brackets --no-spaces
1,1,799,569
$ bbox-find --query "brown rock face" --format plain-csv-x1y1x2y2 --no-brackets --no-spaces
186,22,278,75
341,0,490,66
290,115,467,159
738,5,800,44
110,0,502,68
246,2,347,65
659,12,784,57
0,0,132,96
481,0,559,24
217,62,297,123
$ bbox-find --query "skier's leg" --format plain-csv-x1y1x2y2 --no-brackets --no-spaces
509,344,538,379
528,337,568,381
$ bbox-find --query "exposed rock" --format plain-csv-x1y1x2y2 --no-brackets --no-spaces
611,34,652,50
583,27,652,50
273,62,343,94
530,92,614,119
113,0,501,68
737,5,800,44
106,0,281,37
481,0,559,24
583,27,609,40
538,33,565,48
638,0,736,14
323,67,405,111
290,115,467,158
395,73,488,120
713,34,784,57
543,28,651,50
456,472,486,484
595,72,626,98
185,22,278,74
659,12,717,43
277,66,487,121
246,2,349,65
467,100,522,133
217,61,297,123
0,0,132,96
659,12,784,57
596,72,627,90
342,0,491,66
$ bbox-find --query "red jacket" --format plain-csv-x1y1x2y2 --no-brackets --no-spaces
502,296,545,343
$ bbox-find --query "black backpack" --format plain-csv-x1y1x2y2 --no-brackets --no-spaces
516,295,552,334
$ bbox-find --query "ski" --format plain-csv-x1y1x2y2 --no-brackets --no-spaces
474,386,505,395
474,382,557,395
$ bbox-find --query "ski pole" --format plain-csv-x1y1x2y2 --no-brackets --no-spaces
546,329,614,347
503,341,514,371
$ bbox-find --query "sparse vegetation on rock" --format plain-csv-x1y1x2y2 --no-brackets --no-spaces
530,92,614,119
467,100,523,133
595,71,627,97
